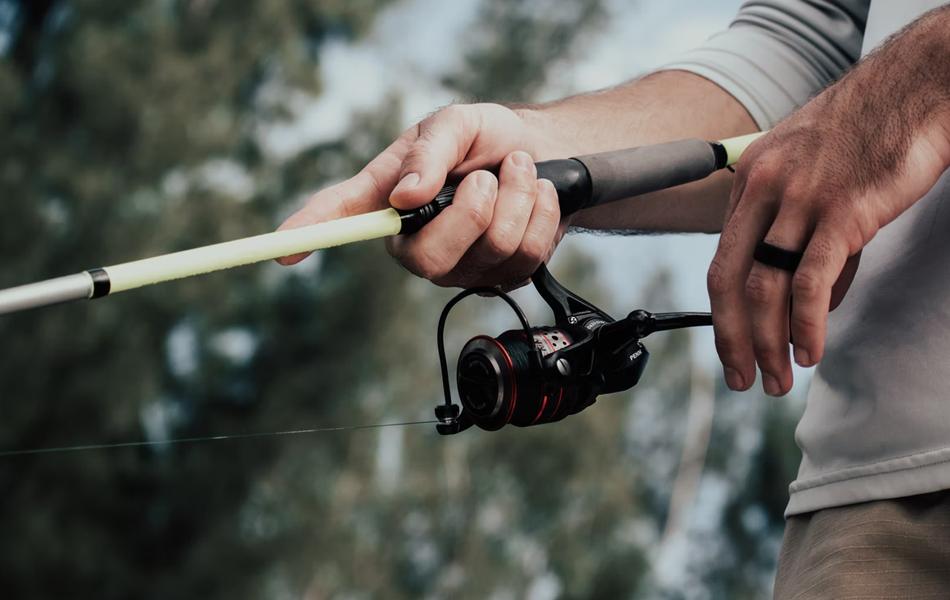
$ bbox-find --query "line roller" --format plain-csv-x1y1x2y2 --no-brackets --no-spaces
0,132,764,315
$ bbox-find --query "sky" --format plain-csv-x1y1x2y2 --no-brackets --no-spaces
266,0,814,394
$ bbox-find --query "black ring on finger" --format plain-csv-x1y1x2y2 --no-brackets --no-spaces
753,241,804,273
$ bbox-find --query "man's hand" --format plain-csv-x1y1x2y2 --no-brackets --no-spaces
277,71,759,289
278,103,569,289
708,7,950,396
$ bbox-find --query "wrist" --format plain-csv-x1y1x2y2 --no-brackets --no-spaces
512,105,586,162
800,5,950,190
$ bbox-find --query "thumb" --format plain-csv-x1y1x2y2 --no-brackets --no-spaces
389,106,480,210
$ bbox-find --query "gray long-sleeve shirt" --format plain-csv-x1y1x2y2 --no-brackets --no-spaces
660,0,950,516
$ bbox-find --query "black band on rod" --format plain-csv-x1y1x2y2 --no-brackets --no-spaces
710,142,728,170
87,268,111,298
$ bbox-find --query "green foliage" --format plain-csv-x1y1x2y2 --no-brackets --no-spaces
443,0,608,102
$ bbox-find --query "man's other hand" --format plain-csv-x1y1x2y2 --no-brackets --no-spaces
708,7,950,396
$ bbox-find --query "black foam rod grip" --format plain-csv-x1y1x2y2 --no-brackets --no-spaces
573,139,718,208
398,139,721,234
535,158,593,217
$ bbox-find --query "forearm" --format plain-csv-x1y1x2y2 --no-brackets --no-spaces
519,70,759,232
811,5,950,186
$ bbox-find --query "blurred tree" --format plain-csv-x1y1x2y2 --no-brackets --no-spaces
442,0,607,102
0,0,800,598
0,0,404,597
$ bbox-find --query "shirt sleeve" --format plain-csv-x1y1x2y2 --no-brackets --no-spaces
658,0,870,129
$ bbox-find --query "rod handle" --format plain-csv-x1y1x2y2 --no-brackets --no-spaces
573,138,724,209
398,136,753,234
397,158,593,234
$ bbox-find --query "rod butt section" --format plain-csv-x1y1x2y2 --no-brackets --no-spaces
0,272,95,315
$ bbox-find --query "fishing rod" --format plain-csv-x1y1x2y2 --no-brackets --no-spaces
0,132,763,315
0,131,766,451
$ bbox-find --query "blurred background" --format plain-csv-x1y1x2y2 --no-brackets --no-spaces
0,0,809,598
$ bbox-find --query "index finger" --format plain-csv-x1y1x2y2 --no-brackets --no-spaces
389,104,528,211
388,105,485,211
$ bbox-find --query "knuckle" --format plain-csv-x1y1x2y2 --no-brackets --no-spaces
713,333,744,361
437,104,472,137
463,188,495,231
823,194,852,215
482,227,519,261
478,101,505,114
440,103,467,122
540,200,560,224
518,234,548,266
412,247,452,281
732,160,753,183
716,224,741,253
807,235,837,269
384,236,402,259
790,310,822,338
813,199,837,221
818,201,853,232
852,209,879,242
825,214,870,253
779,182,809,207
744,268,777,306
509,178,537,200
502,157,538,189
792,268,823,300
356,168,386,200
753,344,785,369
536,192,560,223
415,114,436,141
744,161,778,190
706,258,731,296
401,144,429,172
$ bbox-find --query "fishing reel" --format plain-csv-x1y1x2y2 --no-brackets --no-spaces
434,264,712,434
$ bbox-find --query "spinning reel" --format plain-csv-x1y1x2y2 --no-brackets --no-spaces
434,264,712,434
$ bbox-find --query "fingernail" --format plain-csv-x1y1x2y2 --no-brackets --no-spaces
794,347,812,367
474,171,497,194
724,367,745,390
763,373,782,397
510,151,535,172
393,172,420,195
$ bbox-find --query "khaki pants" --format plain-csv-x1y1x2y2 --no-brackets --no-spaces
774,490,950,599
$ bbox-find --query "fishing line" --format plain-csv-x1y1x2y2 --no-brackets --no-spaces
0,419,439,458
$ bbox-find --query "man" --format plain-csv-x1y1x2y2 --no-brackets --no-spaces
279,1,950,596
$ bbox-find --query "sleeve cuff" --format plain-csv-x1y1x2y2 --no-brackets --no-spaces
656,27,835,130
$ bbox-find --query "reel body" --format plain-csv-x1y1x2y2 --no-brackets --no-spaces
455,320,646,430
435,265,709,435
